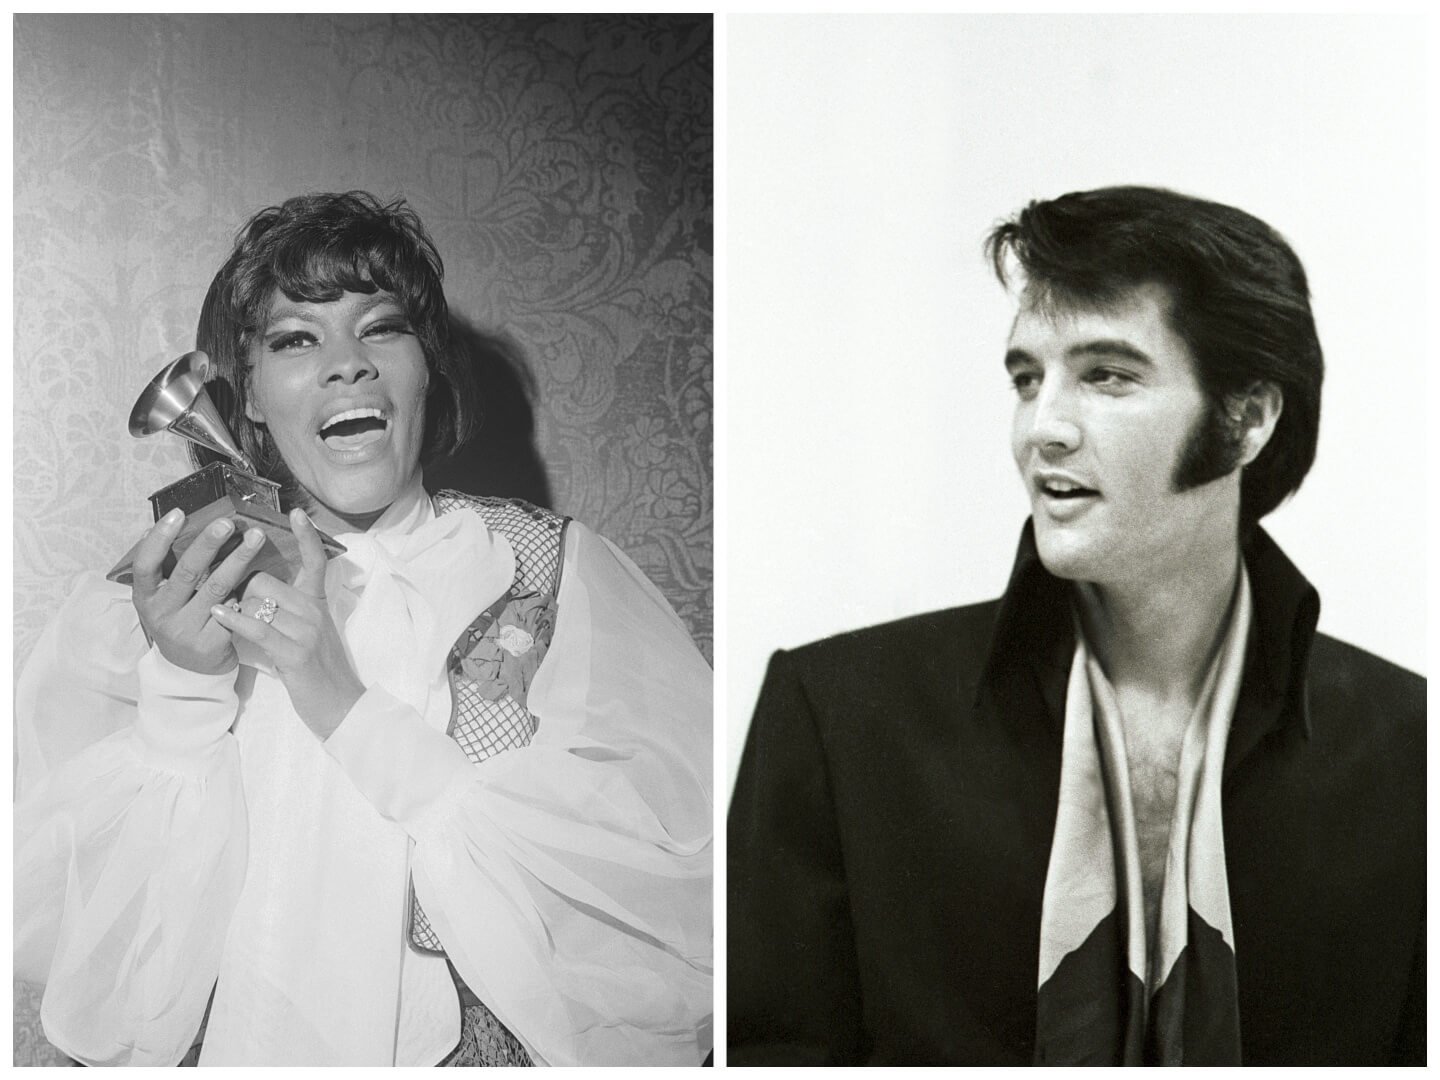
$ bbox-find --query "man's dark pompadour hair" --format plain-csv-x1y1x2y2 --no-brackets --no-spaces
985,185,1323,529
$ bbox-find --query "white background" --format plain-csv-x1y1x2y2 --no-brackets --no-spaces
725,14,1429,795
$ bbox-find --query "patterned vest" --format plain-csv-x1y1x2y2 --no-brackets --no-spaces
407,490,570,953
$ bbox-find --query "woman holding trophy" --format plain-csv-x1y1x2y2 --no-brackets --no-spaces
13,193,713,1066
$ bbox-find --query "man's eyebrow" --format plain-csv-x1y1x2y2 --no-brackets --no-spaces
1004,347,1036,372
1068,339,1155,365
1004,339,1156,372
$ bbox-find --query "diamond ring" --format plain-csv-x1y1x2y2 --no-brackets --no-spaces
254,596,279,625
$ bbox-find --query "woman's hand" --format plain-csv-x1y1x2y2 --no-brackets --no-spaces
210,508,365,740
131,509,267,675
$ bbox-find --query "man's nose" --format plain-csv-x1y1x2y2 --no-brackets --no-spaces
1025,382,1082,456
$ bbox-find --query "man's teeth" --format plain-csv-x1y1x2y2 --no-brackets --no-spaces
1043,479,1093,496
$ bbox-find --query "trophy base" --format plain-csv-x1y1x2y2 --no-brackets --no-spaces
106,463,346,588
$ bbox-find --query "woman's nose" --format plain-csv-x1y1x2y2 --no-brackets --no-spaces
321,339,378,385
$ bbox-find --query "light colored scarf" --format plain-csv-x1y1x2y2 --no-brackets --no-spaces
200,484,514,1064
1034,570,1252,1065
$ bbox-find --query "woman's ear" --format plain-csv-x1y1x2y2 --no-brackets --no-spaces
1234,381,1283,467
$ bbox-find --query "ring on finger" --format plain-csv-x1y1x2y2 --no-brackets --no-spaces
254,596,279,625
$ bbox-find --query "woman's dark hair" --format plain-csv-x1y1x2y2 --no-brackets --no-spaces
193,191,478,485
985,185,1323,530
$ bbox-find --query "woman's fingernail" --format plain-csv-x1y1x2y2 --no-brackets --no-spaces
163,508,184,526
209,519,234,538
244,528,264,548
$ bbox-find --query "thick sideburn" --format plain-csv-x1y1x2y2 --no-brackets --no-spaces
1172,397,1246,492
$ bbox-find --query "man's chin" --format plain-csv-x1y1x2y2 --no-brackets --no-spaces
1032,523,1101,583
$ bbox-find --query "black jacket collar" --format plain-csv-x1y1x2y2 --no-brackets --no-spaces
977,520,1322,768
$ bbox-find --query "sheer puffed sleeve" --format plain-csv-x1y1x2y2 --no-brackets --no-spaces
323,522,713,1065
14,572,248,1067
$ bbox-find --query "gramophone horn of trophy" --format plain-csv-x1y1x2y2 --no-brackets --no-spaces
106,350,346,587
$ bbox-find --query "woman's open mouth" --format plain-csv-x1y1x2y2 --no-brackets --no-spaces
318,407,390,454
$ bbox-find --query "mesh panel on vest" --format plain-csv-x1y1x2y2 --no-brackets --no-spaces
406,492,567,956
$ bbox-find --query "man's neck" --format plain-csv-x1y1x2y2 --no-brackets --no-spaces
1074,536,1242,707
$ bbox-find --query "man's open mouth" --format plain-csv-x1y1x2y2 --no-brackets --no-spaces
319,407,389,451
1038,479,1099,500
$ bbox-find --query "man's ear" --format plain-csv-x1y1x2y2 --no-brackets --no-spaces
1232,381,1283,467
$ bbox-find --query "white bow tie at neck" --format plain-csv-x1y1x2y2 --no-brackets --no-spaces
235,507,515,725
330,511,516,719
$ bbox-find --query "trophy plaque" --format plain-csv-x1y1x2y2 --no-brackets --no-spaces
106,350,345,587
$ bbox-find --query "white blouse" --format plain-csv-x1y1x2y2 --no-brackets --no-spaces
13,491,713,1066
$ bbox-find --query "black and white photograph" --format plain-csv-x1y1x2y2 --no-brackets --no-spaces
13,14,713,1066
9,10,1432,1072
726,14,1426,1066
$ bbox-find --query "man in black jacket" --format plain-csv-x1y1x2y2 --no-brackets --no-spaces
728,187,1424,1065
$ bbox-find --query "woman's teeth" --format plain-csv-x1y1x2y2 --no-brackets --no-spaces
320,408,388,449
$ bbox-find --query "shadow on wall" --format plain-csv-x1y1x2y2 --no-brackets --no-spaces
425,315,552,511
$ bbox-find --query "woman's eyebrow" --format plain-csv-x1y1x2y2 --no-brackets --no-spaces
263,292,400,328
263,303,318,326
354,291,401,315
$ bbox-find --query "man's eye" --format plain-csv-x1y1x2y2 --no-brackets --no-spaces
1010,372,1040,396
1087,367,1136,389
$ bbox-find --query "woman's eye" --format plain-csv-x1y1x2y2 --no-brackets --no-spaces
1010,371,1040,397
268,331,315,352
362,319,411,339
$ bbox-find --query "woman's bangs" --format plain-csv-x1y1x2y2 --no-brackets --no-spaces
270,242,383,305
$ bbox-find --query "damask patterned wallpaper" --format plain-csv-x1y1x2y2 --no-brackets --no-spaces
13,13,711,1065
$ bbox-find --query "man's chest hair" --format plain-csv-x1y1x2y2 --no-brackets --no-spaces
1117,694,1189,906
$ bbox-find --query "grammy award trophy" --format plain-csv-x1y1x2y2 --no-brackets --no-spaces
106,350,345,587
